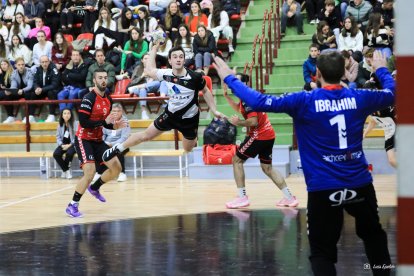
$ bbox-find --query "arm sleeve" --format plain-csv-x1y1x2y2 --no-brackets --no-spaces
56,127,62,146
132,40,149,59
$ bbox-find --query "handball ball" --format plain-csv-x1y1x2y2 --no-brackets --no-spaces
151,30,167,45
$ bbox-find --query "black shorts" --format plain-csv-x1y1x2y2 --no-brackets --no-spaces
153,111,199,140
385,135,395,152
74,136,110,167
236,137,274,164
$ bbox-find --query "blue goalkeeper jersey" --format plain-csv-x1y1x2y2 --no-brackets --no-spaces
224,68,395,192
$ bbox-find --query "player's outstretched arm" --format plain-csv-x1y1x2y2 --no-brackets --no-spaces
144,42,160,79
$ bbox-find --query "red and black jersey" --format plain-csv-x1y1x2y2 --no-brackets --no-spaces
76,89,113,141
239,101,275,140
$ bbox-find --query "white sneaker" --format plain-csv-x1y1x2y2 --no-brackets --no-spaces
89,50,96,55
117,172,127,182
315,19,320,24
310,19,316,24
45,114,55,122
141,110,149,120
61,171,67,178
92,173,101,184
22,115,36,123
106,37,116,47
66,170,73,179
228,44,235,53
2,116,15,123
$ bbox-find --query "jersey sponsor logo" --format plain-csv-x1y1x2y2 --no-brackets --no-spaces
315,97,357,112
329,188,358,206
265,98,272,105
322,150,363,162
81,104,91,109
172,85,181,94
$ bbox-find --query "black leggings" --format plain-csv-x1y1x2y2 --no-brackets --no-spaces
53,145,76,172
307,184,391,276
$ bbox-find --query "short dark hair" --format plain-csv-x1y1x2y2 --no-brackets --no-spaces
316,51,345,84
95,49,105,57
93,68,107,78
341,50,351,59
309,43,320,50
168,46,185,59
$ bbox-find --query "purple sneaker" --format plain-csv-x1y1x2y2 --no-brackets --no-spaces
66,202,83,218
88,186,106,202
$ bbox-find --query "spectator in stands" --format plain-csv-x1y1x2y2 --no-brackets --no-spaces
318,0,341,40
82,0,101,33
136,5,158,42
338,0,349,21
60,0,86,32
92,7,117,50
341,50,358,88
112,0,138,9
221,0,240,17
338,16,363,62
345,0,372,32
312,20,337,52
185,1,208,36
8,35,33,66
52,32,73,72
193,24,217,76
120,27,149,77
154,26,173,68
26,17,51,50
281,0,305,37
148,0,170,20
10,57,34,122
24,0,46,27
128,53,162,120
373,0,394,28
32,30,53,73
102,103,131,181
207,0,234,53
45,0,64,38
357,48,380,88
8,12,31,45
86,49,115,93
303,43,320,91
116,7,136,47
174,24,194,67
2,0,24,25
58,50,88,110
32,55,61,122
0,36,8,60
0,59,15,123
365,13,393,59
0,21,8,42
163,1,184,43
306,0,324,24
177,0,191,16
54,108,77,179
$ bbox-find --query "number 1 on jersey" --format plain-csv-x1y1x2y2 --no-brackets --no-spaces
330,114,347,149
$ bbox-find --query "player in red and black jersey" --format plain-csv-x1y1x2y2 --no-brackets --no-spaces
66,69,127,218
222,74,298,209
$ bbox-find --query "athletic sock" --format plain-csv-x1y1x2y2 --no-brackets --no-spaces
116,143,125,152
238,187,247,198
72,191,83,203
282,187,294,200
90,177,104,191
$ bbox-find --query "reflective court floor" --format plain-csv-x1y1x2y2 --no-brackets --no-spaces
0,207,396,275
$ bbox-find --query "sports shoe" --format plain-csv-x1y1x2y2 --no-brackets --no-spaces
61,171,67,178
228,44,235,53
66,202,83,217
310,19,316,25
87,186,106,202
276,196,299,207
3,116,15,123
226,196,250,209
22,115,36,123
66,170,73,179
45,114,55,122
117,172,127,182
141,110,149,120
102,145,121,162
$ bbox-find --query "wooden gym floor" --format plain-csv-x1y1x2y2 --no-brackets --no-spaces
0,175,397,275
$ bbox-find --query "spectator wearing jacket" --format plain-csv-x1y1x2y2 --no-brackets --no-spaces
318,0,341,39
341,50,358,89
10,57,34,122
86,49,116,93
54,108,77,179
221,0,240,16
281,0,305,36
32,55,61,122
207,0,234,52
52,32,73,71
303,43,320,91
24,0,46,27
337,16,364,62
193,24,217,76
373,0,394,28
58,50,88,110
357,48,380,88
345,0,372,32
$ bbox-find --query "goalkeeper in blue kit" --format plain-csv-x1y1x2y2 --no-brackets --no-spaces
213,51,394,276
